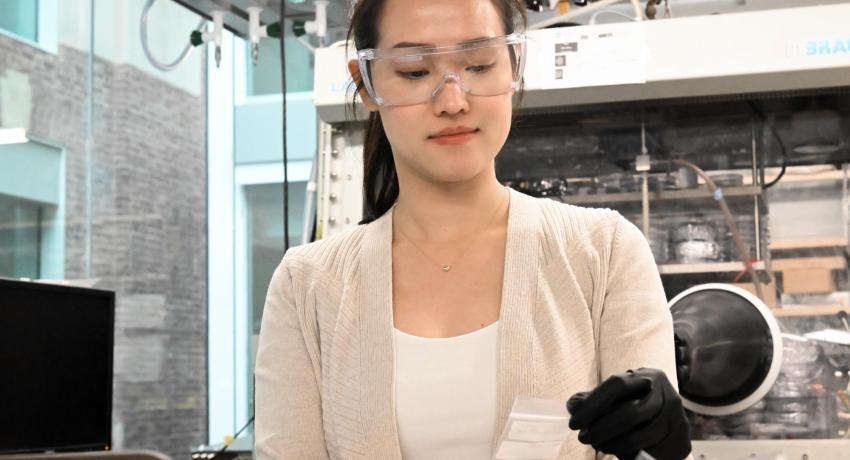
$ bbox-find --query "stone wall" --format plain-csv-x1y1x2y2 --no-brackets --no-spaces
0,33,207,458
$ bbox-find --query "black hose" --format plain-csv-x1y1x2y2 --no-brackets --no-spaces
749,101,788,190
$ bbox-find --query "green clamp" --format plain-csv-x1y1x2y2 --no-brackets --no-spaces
267,22,282,38
190,30,204,47
291,20,306,38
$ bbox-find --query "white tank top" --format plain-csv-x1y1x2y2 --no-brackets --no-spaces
393,321,499,460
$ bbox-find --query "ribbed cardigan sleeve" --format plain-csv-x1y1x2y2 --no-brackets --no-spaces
254,258,330,460
595,216,687,460
598,216,679,387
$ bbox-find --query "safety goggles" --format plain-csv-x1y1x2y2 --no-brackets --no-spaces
356,33,527,107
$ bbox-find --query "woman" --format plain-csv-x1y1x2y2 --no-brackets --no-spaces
255,0,691,459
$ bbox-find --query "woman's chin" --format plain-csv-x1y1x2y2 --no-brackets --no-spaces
424,165,492,186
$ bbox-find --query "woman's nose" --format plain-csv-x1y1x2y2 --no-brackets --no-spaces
430,75,470,116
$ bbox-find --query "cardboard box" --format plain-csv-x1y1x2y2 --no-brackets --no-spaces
732,280,778,308
781,268,835,295
771,256,844,295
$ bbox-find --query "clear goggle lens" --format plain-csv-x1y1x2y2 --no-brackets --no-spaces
357,34,526,107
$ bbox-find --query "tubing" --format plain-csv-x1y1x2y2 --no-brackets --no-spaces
140,0,206,72
672,158,765,301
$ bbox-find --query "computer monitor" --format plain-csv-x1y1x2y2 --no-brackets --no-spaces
0,278,114,454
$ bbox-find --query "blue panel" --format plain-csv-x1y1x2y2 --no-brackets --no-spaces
0,141,62,205
246,27,313,95
234,93,317,165
0,0,38,42
0,140,64,280
0,195,40,278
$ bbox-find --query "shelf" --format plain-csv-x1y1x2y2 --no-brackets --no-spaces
763,165,847,184
769,238,849,251
561,186,762,206
772,256,847,271
658,261,766,275
771,305,850,317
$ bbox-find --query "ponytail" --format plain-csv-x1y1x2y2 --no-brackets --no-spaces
360,112,398,223
346,0,400,224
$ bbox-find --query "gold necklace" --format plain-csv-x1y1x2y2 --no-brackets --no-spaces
394,188,509,273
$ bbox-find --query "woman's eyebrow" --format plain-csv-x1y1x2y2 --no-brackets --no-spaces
391,36,492,49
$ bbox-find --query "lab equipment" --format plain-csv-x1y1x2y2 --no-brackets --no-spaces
669,283,784,416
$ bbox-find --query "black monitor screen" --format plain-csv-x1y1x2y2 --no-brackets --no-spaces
0,278,114,454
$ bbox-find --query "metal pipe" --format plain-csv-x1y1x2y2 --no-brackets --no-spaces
641,171,650,238
751,118,762,262
640,116,650,238
841,163,850,246
84,0,94,278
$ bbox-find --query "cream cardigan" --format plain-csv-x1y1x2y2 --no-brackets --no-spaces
255,188,680,459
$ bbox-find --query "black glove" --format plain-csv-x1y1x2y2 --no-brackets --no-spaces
566,368,691,460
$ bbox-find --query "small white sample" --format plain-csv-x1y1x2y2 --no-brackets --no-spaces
493,396,572,460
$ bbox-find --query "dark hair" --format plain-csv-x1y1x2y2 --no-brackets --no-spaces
347,0,528,223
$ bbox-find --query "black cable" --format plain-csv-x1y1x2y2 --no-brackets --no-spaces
208,415,255,459
749,101,787,190
281,2,290,253
763,155,787,189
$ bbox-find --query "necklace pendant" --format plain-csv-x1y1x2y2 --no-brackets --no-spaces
442,265,451,272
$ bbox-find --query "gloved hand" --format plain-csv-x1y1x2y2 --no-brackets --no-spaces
566,368,691,460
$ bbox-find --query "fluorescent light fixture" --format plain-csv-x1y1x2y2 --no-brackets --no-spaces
0,127,28,145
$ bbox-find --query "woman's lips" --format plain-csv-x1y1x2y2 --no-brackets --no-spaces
428,128,479,145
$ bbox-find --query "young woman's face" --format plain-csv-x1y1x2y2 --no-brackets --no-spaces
360,0,514,187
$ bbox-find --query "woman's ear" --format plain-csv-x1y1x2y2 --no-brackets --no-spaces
348,60,379,112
